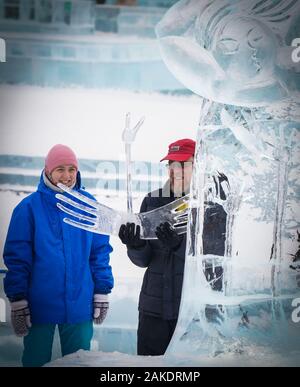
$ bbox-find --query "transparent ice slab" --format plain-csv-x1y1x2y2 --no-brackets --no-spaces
56,184,189,239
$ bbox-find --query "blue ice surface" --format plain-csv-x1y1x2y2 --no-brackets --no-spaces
95,4,169,37
0,0,95,35
105,1,178,7
0,2,189,92
0,33,185,91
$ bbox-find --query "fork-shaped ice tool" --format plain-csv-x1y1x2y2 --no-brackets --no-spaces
122,112,145,213
56,184,190,239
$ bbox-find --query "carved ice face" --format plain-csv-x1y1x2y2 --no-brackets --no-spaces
156,0,299,106
211,17,276,84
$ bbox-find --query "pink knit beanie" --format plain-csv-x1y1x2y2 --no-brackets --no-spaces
45,144,78,174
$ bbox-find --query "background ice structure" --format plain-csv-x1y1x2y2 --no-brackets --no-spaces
155,0,300,364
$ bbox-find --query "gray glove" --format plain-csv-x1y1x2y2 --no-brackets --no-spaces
93,294,109,325
10,300,32,337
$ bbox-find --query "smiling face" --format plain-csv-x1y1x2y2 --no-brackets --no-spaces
168,156,194,196
49,165,77,187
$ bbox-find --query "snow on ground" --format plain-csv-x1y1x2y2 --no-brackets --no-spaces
46,350,166,367
46,346,300,367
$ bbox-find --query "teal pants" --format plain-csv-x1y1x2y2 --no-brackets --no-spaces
22,321,93,367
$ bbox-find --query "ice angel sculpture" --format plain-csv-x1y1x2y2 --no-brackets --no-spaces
156,0,300,107
155,0,300,362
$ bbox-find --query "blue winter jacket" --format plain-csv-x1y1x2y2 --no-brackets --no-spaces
3,172,114,324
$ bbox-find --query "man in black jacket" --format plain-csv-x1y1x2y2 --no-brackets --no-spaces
119,138,227,356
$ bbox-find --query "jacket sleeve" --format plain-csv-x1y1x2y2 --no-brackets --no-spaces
90,233,114,295
3,201,34,301
127,196,152,268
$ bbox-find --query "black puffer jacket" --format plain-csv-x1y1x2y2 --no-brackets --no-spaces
127,187,227,320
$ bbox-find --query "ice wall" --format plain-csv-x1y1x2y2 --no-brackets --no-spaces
156,0,300,361
0,1,185,90
0,0,95,34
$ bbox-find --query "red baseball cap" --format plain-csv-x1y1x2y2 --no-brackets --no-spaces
160,138,196,162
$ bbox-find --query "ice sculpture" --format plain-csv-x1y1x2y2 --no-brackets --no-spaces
156,0,300,107
122,112,145,213
56,183,189,239
155,0,300,360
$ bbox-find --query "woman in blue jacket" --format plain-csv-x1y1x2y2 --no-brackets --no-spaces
3,144,114,367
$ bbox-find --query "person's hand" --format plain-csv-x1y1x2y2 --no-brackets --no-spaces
155,222,183,251
118,223,146,249
10,300,31,337
93,294,109,325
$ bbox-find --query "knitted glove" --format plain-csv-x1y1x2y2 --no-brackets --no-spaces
119,223,146,249
155,222,183,251
93,294,109,325
10,300,31,337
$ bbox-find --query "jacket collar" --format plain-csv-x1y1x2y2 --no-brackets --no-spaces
38,170,81,195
